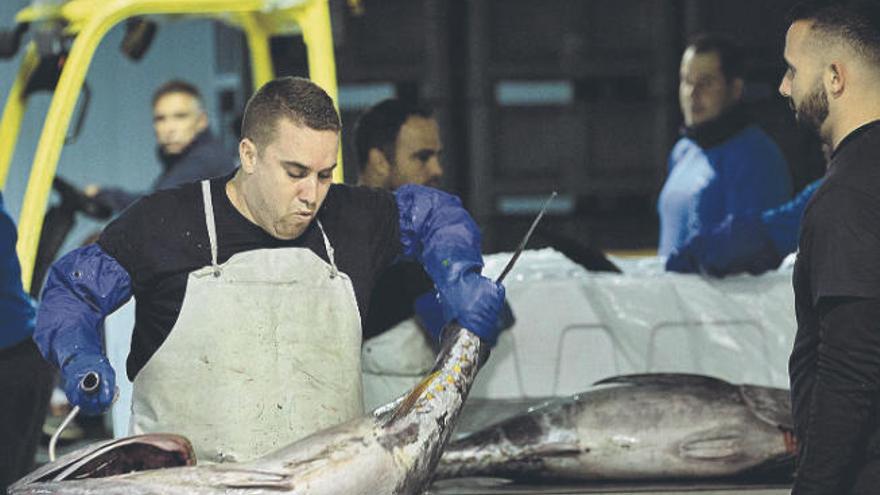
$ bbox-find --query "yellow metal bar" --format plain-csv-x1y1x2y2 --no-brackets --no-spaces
14,0,337,288
294,0,343,183
15,17,115,290
0,43,40,190
238,13,275,89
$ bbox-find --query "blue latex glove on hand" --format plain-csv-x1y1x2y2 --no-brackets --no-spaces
416,289,516,345
438,271,506,345
61,354,115,416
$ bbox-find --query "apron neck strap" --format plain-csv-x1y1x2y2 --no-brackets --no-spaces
316,220,339,277
201,181,338,279
201,180,220,276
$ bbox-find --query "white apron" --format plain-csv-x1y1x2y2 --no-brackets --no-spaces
130,180,363,463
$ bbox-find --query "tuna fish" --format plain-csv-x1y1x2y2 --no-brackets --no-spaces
10,325,488,495
435,373,797,482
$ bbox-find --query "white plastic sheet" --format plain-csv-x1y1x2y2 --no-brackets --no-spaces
363,248,797,411
105,248,798,428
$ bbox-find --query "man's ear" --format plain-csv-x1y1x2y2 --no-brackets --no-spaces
196,111,209,132
825,62,845,97
730,77,745,102
239,138,258,174
366,147,391,179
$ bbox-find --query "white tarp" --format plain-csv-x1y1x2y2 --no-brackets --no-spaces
363,248,797,411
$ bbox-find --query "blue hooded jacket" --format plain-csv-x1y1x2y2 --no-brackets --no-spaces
0,192,36,349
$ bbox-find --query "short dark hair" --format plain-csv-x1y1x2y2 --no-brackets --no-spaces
686,33,745,81
353,98,434,171
241,76,341,149
787,0,880,66
152,79,203,108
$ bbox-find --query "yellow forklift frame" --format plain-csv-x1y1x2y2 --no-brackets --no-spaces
0,0,341,290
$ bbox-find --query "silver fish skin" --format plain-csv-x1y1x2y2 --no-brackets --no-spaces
435,373,795,481
11,326,487,495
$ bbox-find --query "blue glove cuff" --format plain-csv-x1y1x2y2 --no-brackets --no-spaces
395,184,483,287
61,353,116,416
414,291,446,341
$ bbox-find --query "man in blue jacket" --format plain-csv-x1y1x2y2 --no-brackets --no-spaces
85,79,236,212
0,193,53,491
658,33,793,258
34,77,506,464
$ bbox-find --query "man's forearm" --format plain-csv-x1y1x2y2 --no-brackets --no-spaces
34,244,133,368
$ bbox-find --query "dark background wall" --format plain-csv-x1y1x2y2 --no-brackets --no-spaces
323,0,826,254
0,0,827,256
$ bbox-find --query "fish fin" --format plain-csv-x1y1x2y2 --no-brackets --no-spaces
593,373,732,389
388,370,443,423
521,441,582,458
679,428,743,460
738,385,793,430
218,469,294,489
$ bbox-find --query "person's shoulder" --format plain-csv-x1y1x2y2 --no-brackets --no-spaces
140,179,203,208
729,126,784,156
324,183,395,211
805,179,880,232
715,125,786,172
108,181,202,231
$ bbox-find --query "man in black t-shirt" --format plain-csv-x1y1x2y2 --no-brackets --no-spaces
781,3,880,493
33,77,506,463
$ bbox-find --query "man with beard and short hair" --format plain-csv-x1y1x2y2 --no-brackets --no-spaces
86,80,236,212
658,33,793,262
33,77,506,463
353,98,512,342
354,98,444,191
782,2,880,493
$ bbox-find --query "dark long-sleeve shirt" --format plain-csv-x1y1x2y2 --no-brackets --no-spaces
789,120,880,494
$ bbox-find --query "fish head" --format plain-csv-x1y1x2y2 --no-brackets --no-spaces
10,433,194,492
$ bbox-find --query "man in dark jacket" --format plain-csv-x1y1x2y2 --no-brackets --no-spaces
781,2,880,493
0,192,53,491
86,80,236,212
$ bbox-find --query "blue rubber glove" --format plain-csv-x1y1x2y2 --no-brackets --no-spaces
414,291,446,338
416,289,515,345
61,353,116,415
34,244,131,416
396,185,506,344
448,273,505,344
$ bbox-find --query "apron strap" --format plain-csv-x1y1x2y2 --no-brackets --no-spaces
316,220,339,278
201,180,220,276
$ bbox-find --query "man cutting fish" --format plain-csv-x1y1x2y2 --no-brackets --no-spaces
33,76,505,464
